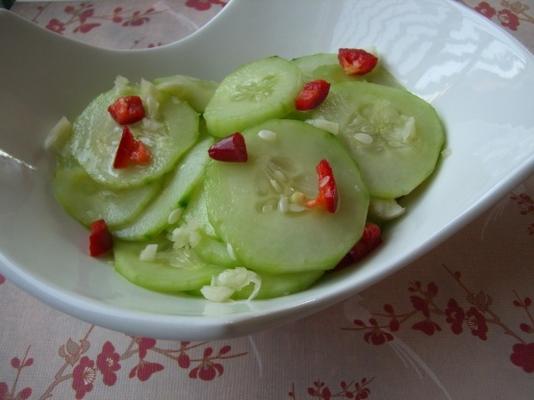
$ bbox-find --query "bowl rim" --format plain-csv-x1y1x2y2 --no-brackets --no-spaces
0,0,533,340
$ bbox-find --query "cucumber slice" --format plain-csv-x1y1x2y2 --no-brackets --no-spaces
183,185,218,238
233,270,324,300
293,53,402,88
115,138,213,240
53,162,160,229
71,88,199,189
292,53,337,79
154,75,218,113
312,64,402,88
205,119,369,273
181,185,238,267
204,57,303,137
195,234,240,268
114,240,224,293
309,81,445,198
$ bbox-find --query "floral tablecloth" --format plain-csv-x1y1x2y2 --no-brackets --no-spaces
1,1,533,399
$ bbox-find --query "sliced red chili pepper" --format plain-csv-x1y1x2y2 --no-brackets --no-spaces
295,79,331,111
336,223,382,269
107,95,145,125
113,126,152,169
208,132,248,162
338,48,378,76
306,159,338,213
89,219,113,257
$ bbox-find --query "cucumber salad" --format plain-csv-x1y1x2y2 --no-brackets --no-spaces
47,49,445,302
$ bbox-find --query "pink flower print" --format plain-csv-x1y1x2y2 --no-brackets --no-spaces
474,1,497,18
498,9,520,30
46,18,65,34
72,357,96,399
511,343,534,373
96,341,121,386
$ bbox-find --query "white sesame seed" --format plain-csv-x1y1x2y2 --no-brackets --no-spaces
189,230,201,248
171,227,188,249
273,169,287,182
262,204,274,213
289,204,307,212
226,243,237,260
258,129,277,141
387,140,402,148
290,191,306,204
354,133,374,144
441,147,452,158
139,244,158,262
269,178,283,193
167,208,182,225
278,195,289,213
305,119,340,135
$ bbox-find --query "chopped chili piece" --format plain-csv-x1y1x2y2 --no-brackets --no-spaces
107,95,145,125
337,223,382,269
306,159,338,213
89,219,113,257
295,79,331,110
338,48,378,76
208,132,248,162
113,126,151,169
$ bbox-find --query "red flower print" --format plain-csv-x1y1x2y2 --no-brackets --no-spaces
410,295,430,317
74,23,101,34
186,0,226,11
445,298,465,334
177,342,191,368
474,1,497,18
78,8,94,23
306,381,332,400
96,341,121,386
0,383,8,400
188,347,224,380
0,273,5,285
72,357,96,400
412,319,441,336
466,307,488,340
136,337,156,359
128,360,164,382
363,319,394,345
46,18,65,34
383,304,400,332
498,9,520,30
122,10,151,27
511,343,534,373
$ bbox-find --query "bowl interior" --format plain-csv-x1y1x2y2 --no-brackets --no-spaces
0,0,533,339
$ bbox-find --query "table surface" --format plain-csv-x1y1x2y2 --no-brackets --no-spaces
1,1,533,399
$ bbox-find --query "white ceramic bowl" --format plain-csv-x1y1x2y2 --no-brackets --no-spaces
0,0,533,340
